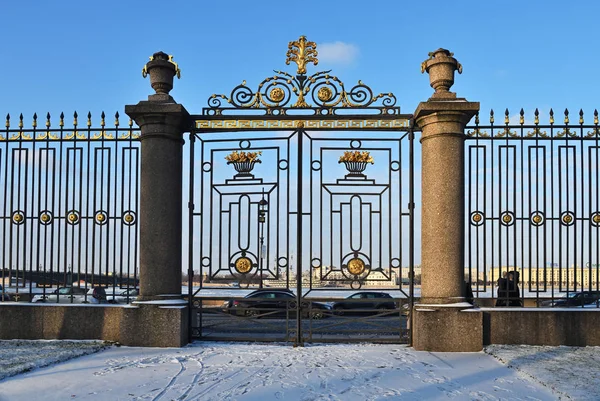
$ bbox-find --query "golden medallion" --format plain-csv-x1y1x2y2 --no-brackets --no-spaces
594,214,600,224
563,215,573,224
502,214,512,223
13,212,24,224
270,87,285,102
124,214,134,223
317,87,332,102
68,213,79,223
472,213,482,223
41,213,51,223
347,258,366,275
235,257,253,274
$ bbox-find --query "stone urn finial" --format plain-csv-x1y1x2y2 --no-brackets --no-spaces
421,49,462,98
142,51,181,98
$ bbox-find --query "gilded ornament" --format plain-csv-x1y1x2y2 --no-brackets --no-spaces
12,213,24,223
96,213,106,223
270,87,285,102
347,258,366,275
563,215,573,224
532,214,543,224
286,35,318,75
68,213,79,223
317,87,333,102
472,213,482,223
41,213,51,223
593,214,600,224
235,257,253,274
124,214,134,223
502,214,512,223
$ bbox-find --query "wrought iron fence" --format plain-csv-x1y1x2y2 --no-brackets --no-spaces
465,108,600,308
0,111,140,303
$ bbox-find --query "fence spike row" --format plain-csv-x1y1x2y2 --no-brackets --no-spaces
519,108,524,125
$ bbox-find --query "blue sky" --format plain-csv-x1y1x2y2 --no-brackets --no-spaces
1,0,598,122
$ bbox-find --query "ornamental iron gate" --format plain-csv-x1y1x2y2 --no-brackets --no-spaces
188,37,415,344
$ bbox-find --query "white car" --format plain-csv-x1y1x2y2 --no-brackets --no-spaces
105,288,139,304
31,287,89,303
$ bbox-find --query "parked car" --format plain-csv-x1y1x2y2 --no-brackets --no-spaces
106,288,139,304
31,287,88,303
331,291,397,315
539,291,600,307
224,289,330,319
0,285,11,302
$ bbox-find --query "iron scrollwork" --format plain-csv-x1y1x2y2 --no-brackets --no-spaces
205,36,398,115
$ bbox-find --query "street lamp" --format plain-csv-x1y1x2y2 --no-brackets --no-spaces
258,189,268,288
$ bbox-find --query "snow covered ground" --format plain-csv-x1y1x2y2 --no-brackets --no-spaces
0,340,597,400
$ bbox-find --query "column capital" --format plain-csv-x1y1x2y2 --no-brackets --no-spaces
413,100,479,142
125,102,191,142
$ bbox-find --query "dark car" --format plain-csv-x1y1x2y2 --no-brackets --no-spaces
540,291,600,307
0,285,11,302
331,291,397,315
225,289,330,319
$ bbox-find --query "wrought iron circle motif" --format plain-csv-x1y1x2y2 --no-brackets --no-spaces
278,159,289,170
530,211,545,227
341,252,371,281
350,140,362,149
390,161,400,172
229,251,258,277
351,280,363,290
311,160,321,171
561,211,575,226
122,211,137,226
202,162,212,172
11,210,25,225
239,140,251,149
67,210,80,225
39,210,53,225
234,257,252,274
500,211,515,226
311,258,321,269
470,211,485,226
277,256,288,267
591,212,600,227
201,257,211,267
95,210,108,226
390,258,401,268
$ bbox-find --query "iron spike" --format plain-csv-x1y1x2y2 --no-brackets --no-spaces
87,111,92,127
490,109,494,124
579,109,584,125
5,113,9,128
595,109,599,125
474,111,479,125
100,111,105,127
73,111,78,126
504,108,509,125
519,108,524,125
46,112,51,128
115,111,119,127
564,108,569,124
59,112,65,128
19,114,23,129
32,113,38,128
534,108,539,125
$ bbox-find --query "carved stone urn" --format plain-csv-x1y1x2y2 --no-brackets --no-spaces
421,48,463,98
142,51,181,100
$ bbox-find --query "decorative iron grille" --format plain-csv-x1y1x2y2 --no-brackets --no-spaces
0,111,140,303
465,108,600,307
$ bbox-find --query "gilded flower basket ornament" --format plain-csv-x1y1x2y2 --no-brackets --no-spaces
338,150,374,179
225,151,262,179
